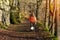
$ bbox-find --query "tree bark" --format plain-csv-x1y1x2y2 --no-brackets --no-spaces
45,0,49,29
2,0,10,26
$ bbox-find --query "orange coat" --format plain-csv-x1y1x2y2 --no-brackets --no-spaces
29,16,37,23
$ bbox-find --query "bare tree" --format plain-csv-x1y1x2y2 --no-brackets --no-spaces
36,0,42,19
0,0,10,26
44,0,49,29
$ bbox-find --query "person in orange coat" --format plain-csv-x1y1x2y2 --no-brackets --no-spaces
29,13,37,30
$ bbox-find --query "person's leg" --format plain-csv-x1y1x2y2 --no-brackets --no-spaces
33,23,36,31
32,22,36,27
30,22,35,31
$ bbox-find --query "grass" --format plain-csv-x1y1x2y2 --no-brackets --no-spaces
53,36,58,40
10,12,19,24
1,25,8,30
37,22,44,27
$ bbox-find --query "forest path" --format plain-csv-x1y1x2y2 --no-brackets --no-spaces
7,23,30,31
58,24,60,40
57,17,60,40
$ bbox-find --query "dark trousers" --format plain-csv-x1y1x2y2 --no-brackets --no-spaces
30,22,39,32
30,22,36,27
30,22,36,31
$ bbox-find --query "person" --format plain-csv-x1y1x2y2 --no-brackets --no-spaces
29,13,37,31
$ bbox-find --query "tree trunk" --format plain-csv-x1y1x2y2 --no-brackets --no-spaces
45,0,49,29
2,0,10,26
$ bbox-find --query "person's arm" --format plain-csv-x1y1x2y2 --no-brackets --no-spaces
33,13,37,23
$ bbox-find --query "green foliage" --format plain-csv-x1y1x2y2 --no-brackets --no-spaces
53,37,58,40
19,12,26,23
37,22,44,27
0,22,8,29
49,34,58,40
1,25,8,30
44,27,49,32
10,12,19,24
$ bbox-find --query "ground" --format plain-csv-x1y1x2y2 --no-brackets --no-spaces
58,25,60,40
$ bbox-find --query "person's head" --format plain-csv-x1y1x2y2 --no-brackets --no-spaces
30,13,32,16
30,13,34,16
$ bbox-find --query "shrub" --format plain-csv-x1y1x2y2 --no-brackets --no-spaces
37,22,44,27
0,22,8,29
53,36,58,40
1,25,8,30
10,12,19,24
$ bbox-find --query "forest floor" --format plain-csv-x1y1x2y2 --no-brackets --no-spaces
57,19,60,40
6,23,54,40
58,25,60,40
